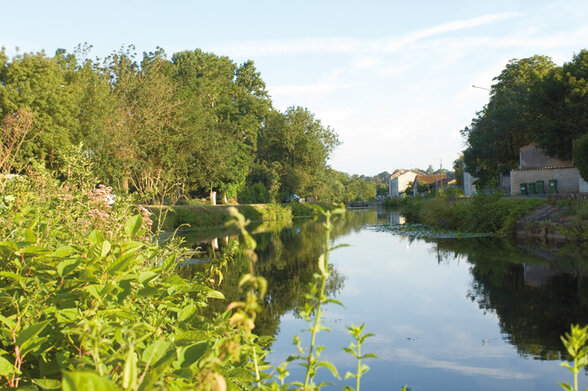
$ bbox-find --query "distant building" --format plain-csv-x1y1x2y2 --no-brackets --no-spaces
388,170,418,197
412,174,447,196
463,172,477,196
510,144,588,195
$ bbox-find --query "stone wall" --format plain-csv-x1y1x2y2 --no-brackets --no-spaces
510,167,580,195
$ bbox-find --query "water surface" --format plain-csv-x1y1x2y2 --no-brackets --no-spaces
181,209,588,390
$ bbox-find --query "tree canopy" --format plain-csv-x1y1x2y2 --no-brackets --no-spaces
0,45,363,203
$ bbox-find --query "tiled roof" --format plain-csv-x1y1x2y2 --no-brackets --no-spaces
415,174,447,184
512,166,576,172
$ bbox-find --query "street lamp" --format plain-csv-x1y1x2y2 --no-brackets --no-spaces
472,85,496,110
472,84,491,92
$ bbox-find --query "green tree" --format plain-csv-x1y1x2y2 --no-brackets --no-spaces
170,50,269,201
462,55,555,186
0,50,80,169
257,107,340,197
532,50,588,161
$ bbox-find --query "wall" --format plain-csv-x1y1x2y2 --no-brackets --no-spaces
463,172,476,196
510,167,580,195
389,171,417,197
519,145,571,169
580,176,588,193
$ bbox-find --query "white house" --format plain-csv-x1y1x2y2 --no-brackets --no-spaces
388,170,418,197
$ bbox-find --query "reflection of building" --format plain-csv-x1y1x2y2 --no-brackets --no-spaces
388,170,418,197
388,211,406,225
523,263,558,287
510,144,588,195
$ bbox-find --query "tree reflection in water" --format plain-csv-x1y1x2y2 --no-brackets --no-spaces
431,237,588,360
177,211,379,338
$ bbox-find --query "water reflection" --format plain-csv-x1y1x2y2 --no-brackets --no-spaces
178,211,380,336
178,208,588,389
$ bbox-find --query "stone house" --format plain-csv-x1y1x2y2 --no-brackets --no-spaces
510,144,588,195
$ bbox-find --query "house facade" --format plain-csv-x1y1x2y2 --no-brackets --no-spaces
510,144,588,195
388,170,418,197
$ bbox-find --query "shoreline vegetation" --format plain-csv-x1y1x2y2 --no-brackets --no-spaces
384,193,588,242
151,202,343,233
0,172,375,390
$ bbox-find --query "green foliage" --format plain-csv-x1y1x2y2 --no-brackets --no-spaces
398,194,545,236
342,324,377,391
0,173,262,389
461,55,556,186
573,133,588,182
558,324,588,391
238,182,270,204
256,108,340,198
533,50,588,161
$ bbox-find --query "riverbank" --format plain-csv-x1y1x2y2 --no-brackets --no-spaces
152,202,342,231
386,193,588,241
386,194,546,237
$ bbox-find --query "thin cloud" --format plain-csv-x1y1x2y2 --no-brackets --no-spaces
270,81,359,96
216,12,522,58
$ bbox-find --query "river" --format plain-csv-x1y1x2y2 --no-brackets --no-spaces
180,208,588,390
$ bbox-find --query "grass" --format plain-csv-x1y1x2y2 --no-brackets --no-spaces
387,193,546,236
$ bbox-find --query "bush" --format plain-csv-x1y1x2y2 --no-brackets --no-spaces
399,193,545,236
238,182,270,204
0,172,259,389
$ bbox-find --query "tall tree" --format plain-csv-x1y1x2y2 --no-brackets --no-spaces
462,55,555,186
170,50,269,201
0,50,79,169
257,107,340,197
531,50,588,161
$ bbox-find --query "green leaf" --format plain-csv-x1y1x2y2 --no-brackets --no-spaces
24,228,37,243
206,289,225,300
21,245,49,255
125,215,143,237
138,271,158,285
177,342,207,368
16,320,50,348
358,363,370,376
84,284,101,300
344,371,355,380
0,314,16,329
87,230,104,246
108,253,135,275
62,371,122,391
161,254,177,272
122,350,138,390
317,254,326,275
178,304,197,323
0,272,23,283
317,360,340,379
51,246,77,258
141,341,175,368
0,355,13,376
32,378,61,390
138,341,176,391
557,382,573,391
57,259,81,277
100,241,111,257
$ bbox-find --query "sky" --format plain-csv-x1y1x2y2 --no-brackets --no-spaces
2,0,587,176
